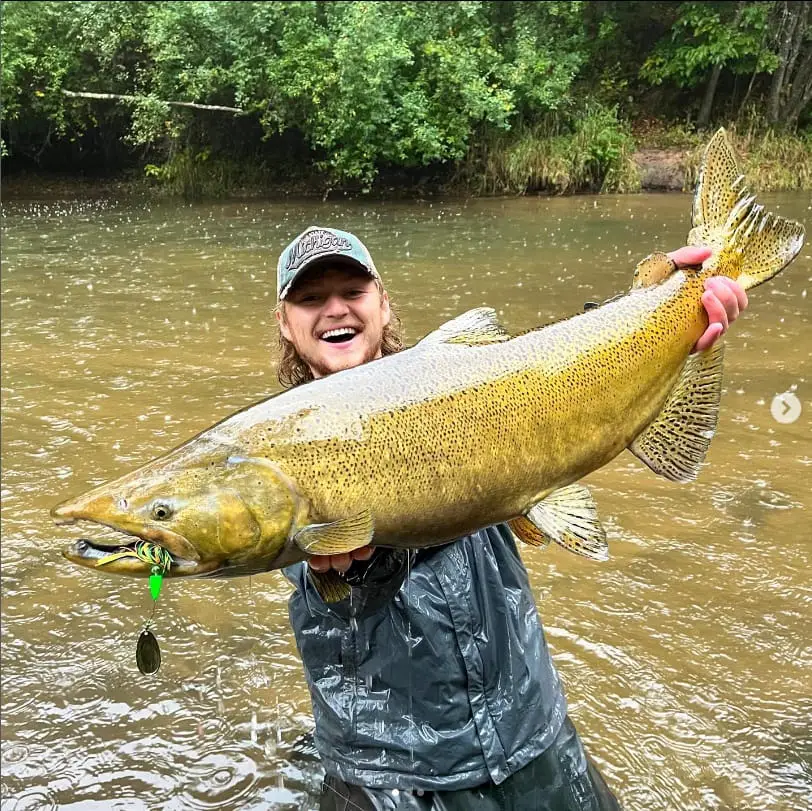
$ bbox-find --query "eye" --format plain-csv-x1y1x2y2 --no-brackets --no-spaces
151,502,173,521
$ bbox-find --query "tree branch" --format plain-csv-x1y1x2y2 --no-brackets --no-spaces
783,0,810,87
784,44,812,125
61,89,245,114
768,1,797,122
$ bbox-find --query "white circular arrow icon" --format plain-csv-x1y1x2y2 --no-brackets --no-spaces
770,392,802,424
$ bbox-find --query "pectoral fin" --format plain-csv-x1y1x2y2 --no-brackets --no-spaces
293,509,374,556
518,484,609,561
629,341,724,482
307,568,352,603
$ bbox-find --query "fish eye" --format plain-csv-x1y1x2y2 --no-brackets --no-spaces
151,501,173,521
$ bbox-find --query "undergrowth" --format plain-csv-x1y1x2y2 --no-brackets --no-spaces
141,115,811,198
458,105,641,196
635,118,812,192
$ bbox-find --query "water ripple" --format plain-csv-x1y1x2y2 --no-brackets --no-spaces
2,193,810,811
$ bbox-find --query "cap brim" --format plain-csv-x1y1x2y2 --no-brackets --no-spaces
279,256,377,300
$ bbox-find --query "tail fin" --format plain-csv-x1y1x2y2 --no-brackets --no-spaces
688,129,805,291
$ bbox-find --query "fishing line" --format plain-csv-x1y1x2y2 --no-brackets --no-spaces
320,781,377,811
406,553,414,767
96,540,171,674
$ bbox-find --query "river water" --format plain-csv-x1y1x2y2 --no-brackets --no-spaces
1,190,810,810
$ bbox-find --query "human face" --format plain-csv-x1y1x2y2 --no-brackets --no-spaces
277,265,391,378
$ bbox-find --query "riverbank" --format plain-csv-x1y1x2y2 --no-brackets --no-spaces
3,129,810,201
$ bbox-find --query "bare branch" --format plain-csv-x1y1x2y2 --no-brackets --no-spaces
783,0,810,85
61,89,245,114
768,1,799,121
784,44,812,125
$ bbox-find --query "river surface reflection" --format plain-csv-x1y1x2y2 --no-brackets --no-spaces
2,191,810,810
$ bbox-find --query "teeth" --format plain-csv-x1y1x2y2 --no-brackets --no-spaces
321,328,357,340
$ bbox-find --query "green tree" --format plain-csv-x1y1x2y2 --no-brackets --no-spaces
767,1,812,127
1,1,157,159
641,1,775,127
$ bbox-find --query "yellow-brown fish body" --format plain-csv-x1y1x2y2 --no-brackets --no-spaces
52,130,805,598
236,273,701,546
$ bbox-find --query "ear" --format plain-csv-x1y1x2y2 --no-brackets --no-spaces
275,306,293,342
380,290,391,328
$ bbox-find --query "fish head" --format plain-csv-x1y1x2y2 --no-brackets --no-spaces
53,452,306,578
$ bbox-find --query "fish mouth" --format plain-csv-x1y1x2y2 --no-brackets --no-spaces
59,520,217,578
64,537,204,576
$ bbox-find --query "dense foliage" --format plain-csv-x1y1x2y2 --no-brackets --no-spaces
1,1,810,192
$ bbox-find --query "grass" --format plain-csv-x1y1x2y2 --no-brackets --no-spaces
634,119,812,192
144,148,311,198
139,115,811,198
459,105,641,196
144,149,261,198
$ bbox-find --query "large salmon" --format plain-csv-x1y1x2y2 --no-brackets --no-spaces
52,130,805,601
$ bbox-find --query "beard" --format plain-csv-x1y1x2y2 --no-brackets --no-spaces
303,333,384,379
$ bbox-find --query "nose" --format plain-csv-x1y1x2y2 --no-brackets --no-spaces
322,293,350,318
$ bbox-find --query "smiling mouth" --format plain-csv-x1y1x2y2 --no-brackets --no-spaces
320,327,358,344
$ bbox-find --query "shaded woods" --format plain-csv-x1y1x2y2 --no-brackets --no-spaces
2,0,810,196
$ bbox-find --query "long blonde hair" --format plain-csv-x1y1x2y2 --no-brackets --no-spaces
275,288,404,388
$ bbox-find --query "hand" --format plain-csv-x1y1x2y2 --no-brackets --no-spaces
666,247,749,353
308,546,374,574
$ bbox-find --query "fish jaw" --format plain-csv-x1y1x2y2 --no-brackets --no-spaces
51,454,307,579
61,538,217,577
52,491,214,577
51,491,201,562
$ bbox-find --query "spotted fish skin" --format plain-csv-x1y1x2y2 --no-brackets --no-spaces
216,272,705,547
52,130,805,582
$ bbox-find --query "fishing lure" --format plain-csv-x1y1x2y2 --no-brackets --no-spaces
96,541,172,675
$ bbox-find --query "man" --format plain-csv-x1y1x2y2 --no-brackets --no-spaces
274,226,747,811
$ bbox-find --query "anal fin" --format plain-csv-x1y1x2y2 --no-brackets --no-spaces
518,484,608,561
630,341,724,482
508,516,551,548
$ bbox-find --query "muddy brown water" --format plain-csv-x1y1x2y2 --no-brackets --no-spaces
1,191,810,811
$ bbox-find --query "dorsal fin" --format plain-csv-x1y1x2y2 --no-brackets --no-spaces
419,307,511,347
632,252,680,289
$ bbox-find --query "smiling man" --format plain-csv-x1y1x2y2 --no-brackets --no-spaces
279,266,391,377
274,226,747,811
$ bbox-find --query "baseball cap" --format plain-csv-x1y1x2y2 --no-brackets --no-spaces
277,226,381,300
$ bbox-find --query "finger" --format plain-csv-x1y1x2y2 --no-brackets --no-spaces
667,246,712,268
308,556,331,573
701,289,729,332
706,276,748,312
725,278,748,312
711,284,739,326
351,546,375,561
331,553,353,573
694,322,724,353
